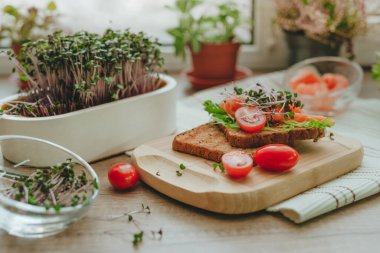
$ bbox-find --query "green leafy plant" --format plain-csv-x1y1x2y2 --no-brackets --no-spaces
372,52,380,84
2,29,164,117
0,1,58,44
167,0,242,60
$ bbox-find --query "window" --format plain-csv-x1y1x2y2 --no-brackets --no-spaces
1,0,379,75
0,0,258,73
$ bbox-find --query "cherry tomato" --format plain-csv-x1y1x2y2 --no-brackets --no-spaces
220,97,244,117
254,144,299,171
222,151,253,178
108,162,139,190
235,107,266,133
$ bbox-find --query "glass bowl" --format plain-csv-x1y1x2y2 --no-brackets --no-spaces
0,135,99,238
283,56,363,116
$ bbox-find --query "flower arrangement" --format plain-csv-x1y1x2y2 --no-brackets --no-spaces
2,29,164,117
0,1,58,47
275,0,367,56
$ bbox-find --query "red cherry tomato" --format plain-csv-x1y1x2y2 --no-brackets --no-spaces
108,163,139,190
235,107,266,133
220,97,244,117
254,144,299,171
222,151,253,178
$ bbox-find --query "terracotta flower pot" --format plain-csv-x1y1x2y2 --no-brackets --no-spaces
190,42,240,79
11,43,22,56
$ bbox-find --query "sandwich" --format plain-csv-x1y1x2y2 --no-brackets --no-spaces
173,84,334,162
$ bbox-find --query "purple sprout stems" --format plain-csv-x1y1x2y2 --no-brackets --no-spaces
6,30,164,117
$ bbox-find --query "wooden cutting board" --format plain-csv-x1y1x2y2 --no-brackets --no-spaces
132,134,363,214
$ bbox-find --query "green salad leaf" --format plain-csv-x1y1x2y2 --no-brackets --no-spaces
264,118,334,132
203,100,239,129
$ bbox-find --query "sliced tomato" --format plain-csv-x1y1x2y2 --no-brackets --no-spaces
293,112,334,124
289,69,321,90
267,107,285,122
289,104,302,113
254,144,299,171
235,107,266,133
322,73,349,91
220,97,244,117
222,151,253,178
294,82,329,96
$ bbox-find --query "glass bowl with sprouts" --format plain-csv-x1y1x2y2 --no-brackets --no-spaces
0,135,99,238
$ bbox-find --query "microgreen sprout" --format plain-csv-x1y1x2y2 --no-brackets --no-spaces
109,204,162,247
176,163,186,176
0,159,96,211
212,162,225,173
3,29,164,117
205,84,334,132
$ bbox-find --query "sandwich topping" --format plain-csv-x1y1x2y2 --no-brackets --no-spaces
203,84,334,133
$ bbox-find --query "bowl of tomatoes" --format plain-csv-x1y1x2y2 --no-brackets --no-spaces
283,56,363,116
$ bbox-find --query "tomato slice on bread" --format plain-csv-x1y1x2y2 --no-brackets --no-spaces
235,107,266,133
220,97,244,117
222,151,254,178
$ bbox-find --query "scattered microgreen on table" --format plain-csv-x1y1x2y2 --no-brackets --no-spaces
176,163,187,176
110,204,163,247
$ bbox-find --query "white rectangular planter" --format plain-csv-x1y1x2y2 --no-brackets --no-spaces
0,74,177,164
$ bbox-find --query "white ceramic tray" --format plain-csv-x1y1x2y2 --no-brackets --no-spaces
0,74,177,165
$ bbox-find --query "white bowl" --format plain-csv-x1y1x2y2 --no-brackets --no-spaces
0,74,177,165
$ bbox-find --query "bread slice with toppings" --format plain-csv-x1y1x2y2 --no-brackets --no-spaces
172,123,255,163
218,125,325,148
172,123,325,162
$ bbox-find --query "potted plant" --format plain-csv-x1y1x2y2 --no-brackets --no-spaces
0,1,58,89
167,0,248,89
0,1,58,55
0,29,177,163
275,0,367,65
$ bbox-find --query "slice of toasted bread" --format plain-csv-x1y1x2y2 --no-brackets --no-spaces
218,125,325,148
172,123,255,163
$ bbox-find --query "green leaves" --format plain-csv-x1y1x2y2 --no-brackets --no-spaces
1,2,58,43
167,0,242,61
265,118,334,132
47,2,57,11
3,5,19,17
372,53,380,84
8,29,164,117
133,231,144,246
176,163,186,176
203,100,240,129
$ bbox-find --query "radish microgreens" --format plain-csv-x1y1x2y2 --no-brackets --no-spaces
4,29,164,117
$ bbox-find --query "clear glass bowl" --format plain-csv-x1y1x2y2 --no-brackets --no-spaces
283,56,363,116
0,135,99,238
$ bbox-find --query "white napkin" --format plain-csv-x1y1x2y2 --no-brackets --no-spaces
177,71,380,223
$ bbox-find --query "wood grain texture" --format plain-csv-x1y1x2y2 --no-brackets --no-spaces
133,134,363,214
0,71,379,253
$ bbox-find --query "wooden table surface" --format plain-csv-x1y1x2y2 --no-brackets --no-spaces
1,71,380,253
